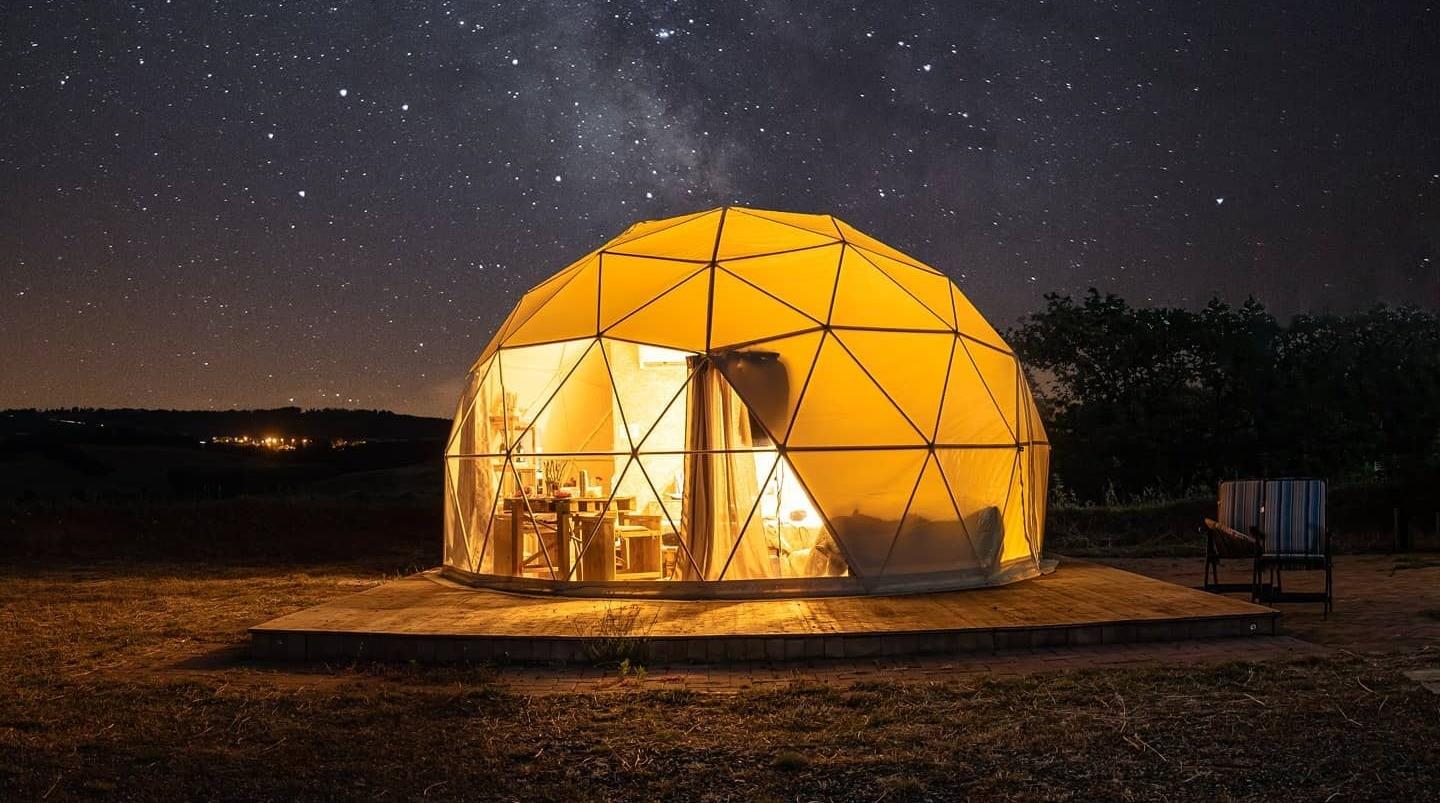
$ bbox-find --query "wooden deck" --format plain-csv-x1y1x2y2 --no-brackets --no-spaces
250,559,1279,663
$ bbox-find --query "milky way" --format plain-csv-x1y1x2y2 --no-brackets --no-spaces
2,1,1437,414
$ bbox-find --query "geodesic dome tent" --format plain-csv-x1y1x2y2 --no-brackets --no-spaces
444,207,1050,596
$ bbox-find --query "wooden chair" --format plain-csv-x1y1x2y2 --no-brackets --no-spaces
1203,478,1333,616
1203,480,1265,600
1255,478,1333,617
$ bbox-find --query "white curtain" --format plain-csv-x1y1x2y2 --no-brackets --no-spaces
681,356,772,580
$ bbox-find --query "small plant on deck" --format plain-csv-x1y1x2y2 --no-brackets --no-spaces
575,602,657,666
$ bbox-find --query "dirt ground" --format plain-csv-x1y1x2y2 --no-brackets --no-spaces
1105,553,1440,653
1,555,1437,801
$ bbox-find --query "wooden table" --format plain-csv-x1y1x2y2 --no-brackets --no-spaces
497,495,634,579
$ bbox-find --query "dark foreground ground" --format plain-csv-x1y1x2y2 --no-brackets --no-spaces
1,553,1438,801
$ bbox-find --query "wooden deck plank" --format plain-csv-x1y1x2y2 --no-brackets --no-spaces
252,558,1278,663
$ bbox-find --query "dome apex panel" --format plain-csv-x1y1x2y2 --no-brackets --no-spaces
603,208,723,261
716,207,840,260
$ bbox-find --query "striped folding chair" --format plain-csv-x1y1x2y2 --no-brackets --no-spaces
1256,479,1332,616
1203,480,1266,600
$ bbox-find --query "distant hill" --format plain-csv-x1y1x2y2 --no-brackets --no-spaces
0,408,449,504
0,407,450,443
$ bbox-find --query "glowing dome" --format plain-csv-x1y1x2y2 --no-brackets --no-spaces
443,207,1049,596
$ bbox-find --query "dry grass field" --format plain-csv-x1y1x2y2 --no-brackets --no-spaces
2,555,1438,801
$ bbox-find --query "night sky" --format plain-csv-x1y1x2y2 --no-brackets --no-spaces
3,2,1437,416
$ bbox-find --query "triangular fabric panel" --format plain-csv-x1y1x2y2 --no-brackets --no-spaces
718,244,842,324
857,249,958,330
998,450,1031,562
968,344,1021,440
953,284,1011,353
834,329,953,442
735,208,845,241
481,255,596,360
830,245,952,330
933,447,1027,571
833,218,939,274
709,268,823,349
785,332,927,448
504,259,602,347
597,255,706,331
1027,443,1051,555
717,207,841,261
604,209,722,261
785,448,929,578
935,341,1016,446
882,453,980,576
604,209,717,252
713,330,823,447
1021,380,1049,445
604,268,710,352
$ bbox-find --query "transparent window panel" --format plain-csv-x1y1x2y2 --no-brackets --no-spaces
496,339,597,457
627,452,701,581
443,458,468,570
565,456,645,582
785,448,929,577
444,456,501,574
525,343,616,460
786,333,927,448
718,244,842,324
678,450,772,581
445,357,492,456
448,359,510,461
604,339,693,454
735,451,848,579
